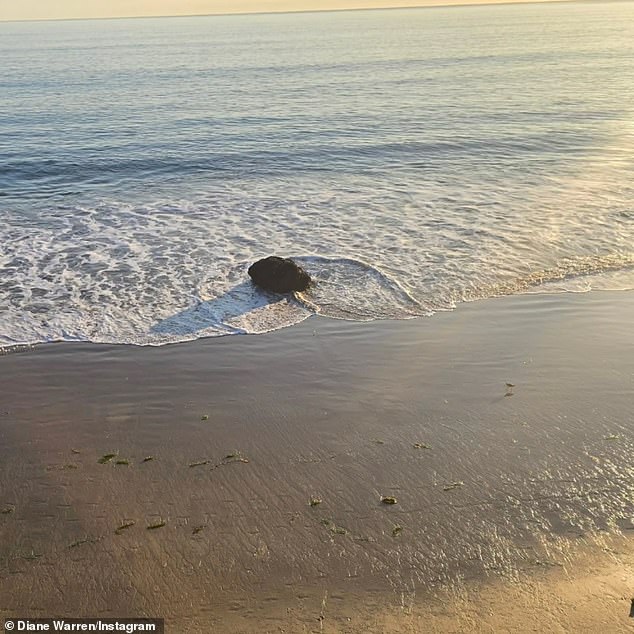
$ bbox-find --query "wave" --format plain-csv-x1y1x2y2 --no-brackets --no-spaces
1,247,633,350
463,253,634,302
163,256,425,341
294,256,424,320
99,253,634,346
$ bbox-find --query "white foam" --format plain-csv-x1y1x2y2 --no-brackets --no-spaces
1,167,634,348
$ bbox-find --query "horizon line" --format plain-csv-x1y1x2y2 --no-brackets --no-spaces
0,0,596,25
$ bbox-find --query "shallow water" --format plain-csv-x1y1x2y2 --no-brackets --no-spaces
1,1,633,345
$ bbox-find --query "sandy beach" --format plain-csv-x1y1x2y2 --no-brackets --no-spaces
1,290,633,632
3,2,634,631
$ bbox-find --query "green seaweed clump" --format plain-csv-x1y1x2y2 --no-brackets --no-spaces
223,451,249,464
189,459,210,468
68,537,98,549
115,521,136,535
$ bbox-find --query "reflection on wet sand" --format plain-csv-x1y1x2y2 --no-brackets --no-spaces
0,291,633,631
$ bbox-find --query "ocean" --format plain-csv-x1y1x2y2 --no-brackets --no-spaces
1,1,633,346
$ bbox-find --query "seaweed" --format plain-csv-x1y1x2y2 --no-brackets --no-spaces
201,415,209,421
68,537,99,549
115,459,130,466
115,521,136,535
221,451,249,465
98,453,117,464
443,481,464,491
392,525,403,537
353,536,376,543
46,463,78,471
320,518,347,535
147,520,167,530
142,456,155,463
189,459,210,468
380,496,398,505
195,451,250,471
309,497,322,507
224,451,248,462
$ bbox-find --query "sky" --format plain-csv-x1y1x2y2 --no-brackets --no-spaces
0,0,566,22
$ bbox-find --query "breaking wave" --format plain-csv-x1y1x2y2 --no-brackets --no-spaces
462,253,634,302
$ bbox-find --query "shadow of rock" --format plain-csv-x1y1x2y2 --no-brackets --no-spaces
151,281,308,337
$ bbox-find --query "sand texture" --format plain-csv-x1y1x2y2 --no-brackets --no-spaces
1,291,633,631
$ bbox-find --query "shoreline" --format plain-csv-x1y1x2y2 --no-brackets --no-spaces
2,285,633,354
1,289,633,631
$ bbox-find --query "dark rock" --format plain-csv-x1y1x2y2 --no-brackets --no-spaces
248,256,311,293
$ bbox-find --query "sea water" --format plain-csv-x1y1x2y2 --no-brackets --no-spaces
1,1,633,346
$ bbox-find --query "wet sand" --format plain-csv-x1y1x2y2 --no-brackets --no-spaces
1,290,633,632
